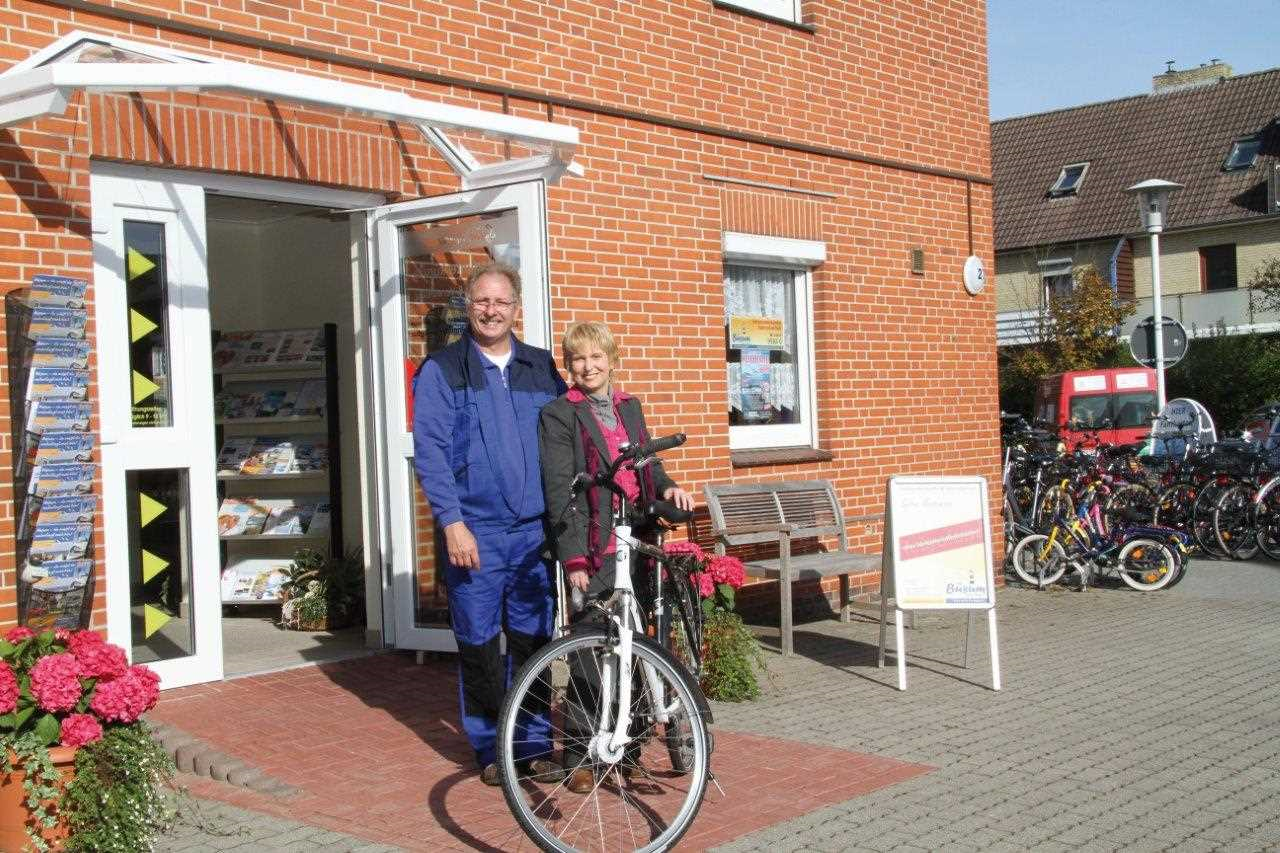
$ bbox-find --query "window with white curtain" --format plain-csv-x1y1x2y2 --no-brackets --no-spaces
725,264,815,449
718,0,802,24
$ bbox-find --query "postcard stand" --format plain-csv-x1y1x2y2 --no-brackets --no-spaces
6,281,96,631
212,324,341,606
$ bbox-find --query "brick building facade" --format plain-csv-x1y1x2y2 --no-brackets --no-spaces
0,0,997,686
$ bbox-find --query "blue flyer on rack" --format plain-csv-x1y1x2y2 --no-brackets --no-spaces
34,431,96,463
29,463,96,497
34,494,96,525
29,275,88,308
21,559,92,631
26,401,92,433
27,367,89,401
31,339,90,368
27,522,93,562
28,307,88,339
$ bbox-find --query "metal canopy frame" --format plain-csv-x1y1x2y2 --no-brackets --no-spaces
0,30,582,189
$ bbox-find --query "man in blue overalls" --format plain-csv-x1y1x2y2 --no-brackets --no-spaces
412,262,567,785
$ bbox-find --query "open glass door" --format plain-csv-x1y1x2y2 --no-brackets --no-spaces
368,182,549,651
91,167,222,688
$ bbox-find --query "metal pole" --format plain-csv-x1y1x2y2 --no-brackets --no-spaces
1150,229,1166,409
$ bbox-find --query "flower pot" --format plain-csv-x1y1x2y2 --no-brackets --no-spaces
0,745,78,852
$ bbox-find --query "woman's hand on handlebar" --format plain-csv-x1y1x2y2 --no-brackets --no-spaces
663,486,695,513
567,568,590,592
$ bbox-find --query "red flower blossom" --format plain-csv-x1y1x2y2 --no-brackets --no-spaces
59,713,103,748
89,664,160,723
691,571,716,599
0,661,18,715
30,653,84,713
3,626,35,644
707,555,746,589
663,540,705,561
67,630,104,657
54,628,73,643
74,641,128,681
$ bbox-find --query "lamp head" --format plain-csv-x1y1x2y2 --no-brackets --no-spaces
1125,179,1183,233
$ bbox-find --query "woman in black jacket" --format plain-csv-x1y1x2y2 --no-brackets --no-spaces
539,320,694,792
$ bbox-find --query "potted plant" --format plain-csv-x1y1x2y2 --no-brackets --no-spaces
0,626,175,852
279,547,365,632
662,542,766,702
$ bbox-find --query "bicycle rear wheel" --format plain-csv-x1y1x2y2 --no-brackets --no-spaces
1213,484,1260,560
663,575,704,774
1116,538,1177,591
497,628,710,853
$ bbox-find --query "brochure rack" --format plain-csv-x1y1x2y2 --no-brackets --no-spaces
212,324,342,605
5,278,96,631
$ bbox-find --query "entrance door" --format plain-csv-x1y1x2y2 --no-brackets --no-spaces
91,168,223,688
367,181,549,651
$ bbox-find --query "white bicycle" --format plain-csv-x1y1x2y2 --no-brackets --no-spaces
496,433,713,852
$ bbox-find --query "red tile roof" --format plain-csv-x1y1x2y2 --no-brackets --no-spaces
993,68,1280,252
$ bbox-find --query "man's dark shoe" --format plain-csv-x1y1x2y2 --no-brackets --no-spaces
479,763,501,786
565,767,595,794
521,758,567,782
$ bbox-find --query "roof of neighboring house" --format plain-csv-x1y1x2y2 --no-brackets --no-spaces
992,67,1280,253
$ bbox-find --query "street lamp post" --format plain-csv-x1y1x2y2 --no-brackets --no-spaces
1124,179,1183,410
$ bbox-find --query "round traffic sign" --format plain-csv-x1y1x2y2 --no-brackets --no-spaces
1129,315,1188,369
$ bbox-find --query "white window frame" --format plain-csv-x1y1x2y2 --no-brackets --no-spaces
718,0,802,25
1048,162,1089,197
1038,257,1074,305
723,232,823,451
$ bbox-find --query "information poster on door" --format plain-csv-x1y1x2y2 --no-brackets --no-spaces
887,476,994,610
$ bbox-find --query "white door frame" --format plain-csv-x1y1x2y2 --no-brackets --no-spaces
91,169,223,688
366,181,550,651
92,163,384,687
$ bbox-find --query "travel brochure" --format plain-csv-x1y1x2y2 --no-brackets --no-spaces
220,557,291,603
214,379,327,421
20,560,92,631
217,497,331,538
8,275,96,631
212,328,326,371
217,436,329,476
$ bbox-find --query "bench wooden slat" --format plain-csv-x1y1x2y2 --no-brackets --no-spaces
742,551,882,581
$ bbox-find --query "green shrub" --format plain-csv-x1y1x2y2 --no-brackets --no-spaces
700,611,765,703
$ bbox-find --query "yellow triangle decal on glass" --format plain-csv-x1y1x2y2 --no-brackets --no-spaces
132,370,159,404
129,308,158,343
143,604,171,638
126,247,156,281
139,492,166,527
141,549,169,583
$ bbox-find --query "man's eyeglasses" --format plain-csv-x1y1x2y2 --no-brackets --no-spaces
469,298,517,311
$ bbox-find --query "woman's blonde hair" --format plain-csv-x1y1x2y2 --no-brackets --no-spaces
561,321,620,370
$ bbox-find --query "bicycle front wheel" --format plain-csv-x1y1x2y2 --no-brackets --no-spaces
497,628,711,853
1010,534,1068,588
1116,538,1178,591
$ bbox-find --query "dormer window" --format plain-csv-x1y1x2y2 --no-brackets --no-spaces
1223,136,1261,171
1048,162,1089,197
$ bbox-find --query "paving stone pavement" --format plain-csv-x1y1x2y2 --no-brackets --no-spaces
156,558,1280,851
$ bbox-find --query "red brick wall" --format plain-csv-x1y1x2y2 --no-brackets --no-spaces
0,0,999,632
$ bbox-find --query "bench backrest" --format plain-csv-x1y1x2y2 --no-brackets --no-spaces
703,480,848,550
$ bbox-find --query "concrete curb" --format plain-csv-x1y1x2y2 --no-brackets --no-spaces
148,719,300,798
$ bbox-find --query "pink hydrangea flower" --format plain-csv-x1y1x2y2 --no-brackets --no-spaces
707,555,746,589
74,641,128,681
59,713,103,748
30,652,84,713
89,664,159,723
4,626,35,644
0,661,18,715
663,540,705,561
54,628,73,643
67,630,104,657
691,571,716,599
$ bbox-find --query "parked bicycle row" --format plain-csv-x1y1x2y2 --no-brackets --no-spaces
999,407,1280,591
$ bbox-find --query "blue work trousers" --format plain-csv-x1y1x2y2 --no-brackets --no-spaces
445,518,554,768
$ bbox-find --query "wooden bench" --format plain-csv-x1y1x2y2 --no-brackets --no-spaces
703,480,881,657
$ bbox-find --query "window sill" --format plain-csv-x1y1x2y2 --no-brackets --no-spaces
711,1,817,34
730,446,833,468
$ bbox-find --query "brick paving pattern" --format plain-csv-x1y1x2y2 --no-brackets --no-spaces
155,559,1280,851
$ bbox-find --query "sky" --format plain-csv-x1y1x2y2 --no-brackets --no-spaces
987,0,1280,120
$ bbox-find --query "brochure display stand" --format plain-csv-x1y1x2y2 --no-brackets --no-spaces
876,475,1001,691
212,325,341,605
5,277,96,631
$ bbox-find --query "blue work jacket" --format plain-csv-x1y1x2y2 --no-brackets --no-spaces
412,332,566,531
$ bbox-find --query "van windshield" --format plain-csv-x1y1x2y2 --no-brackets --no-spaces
1068,395,1111,428
1112,392,1158,428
